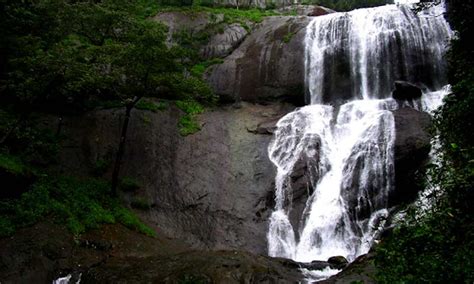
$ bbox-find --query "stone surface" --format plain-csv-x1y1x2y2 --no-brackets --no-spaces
203,0,293,9
391,107,432,205
206,16,310,104
44,101,295,255
277,5,335,16
319,252,377,284
200,23,248,59
327,256,349,270
0,222,306,283
153,11,225,44
392,81,423,101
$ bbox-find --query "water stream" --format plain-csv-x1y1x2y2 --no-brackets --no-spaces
267,1,452,267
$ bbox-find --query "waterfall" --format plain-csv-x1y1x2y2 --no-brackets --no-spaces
267,2,452,264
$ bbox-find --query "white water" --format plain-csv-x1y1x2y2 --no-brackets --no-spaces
268,1,452,267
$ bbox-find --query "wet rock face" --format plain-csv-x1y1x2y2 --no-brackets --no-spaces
206,16,310,104
82,251,305,284
0,223,307,283
287,134,322,237
47,102,295,255
391,107,432,205
200,23,248,59
392,81,423,101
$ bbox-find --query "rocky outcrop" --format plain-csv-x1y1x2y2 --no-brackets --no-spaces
391,107,432,205
0,222,306,283
202,0,292,9
153,11,225,44
286,133,322,235
206,16,311,104
82,250,304,283
392,81,423,101
319,252,376,284
44,101,295,255
278,5,335,16
200,23,248,59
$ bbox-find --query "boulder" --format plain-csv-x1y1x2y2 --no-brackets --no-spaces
392,81,423,100
206,16,310,104
320,253,376,284
200,23,248,59
327,256,349,269
391,107,432,205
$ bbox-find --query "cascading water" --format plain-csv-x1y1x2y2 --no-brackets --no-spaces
267,1,453,268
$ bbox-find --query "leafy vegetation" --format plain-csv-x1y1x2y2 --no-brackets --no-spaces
376,1,474,283
135,99,168,112
119,177,142,192
131,197,152,210
176,100,205,136
0,0,198,237
301,0,392,11
0,176,155,237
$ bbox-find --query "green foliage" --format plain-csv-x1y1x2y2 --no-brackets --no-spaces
0,110,59,166
92,159,109,176
176,100,205,136
0,176,155,237
0,0,216,113
158,6,278,24
190,58,224,78
131,197,152,210
0,153,28,176
300,0,391,11
135,99,168,112
283,31,296,43
119,177,142,192
376,1,474,283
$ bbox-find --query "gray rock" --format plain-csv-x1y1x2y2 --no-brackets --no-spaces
200,23,248,59
45,101,295,255
392,81,423,101
277,5,335,16
152,11,224,44
206,16,310,104
320,252,376,284
327,255,349,269
287,133,321,236
203,0,293,9
391,107,432,205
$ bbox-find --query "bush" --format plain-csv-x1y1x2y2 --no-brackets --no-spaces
176,100,205,136
0,176,156,237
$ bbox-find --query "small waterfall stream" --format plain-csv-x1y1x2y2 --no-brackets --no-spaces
267,1,452,267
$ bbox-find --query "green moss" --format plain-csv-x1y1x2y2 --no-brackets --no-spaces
283,31,296,43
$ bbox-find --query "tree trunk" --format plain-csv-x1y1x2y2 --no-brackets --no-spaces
111,97,141,197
